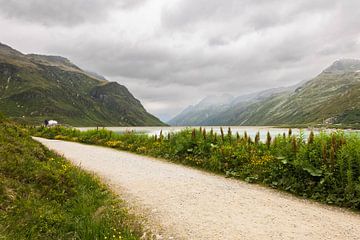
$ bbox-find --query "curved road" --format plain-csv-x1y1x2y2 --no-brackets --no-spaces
34,137,360,240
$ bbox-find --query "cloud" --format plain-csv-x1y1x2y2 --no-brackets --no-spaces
0,0,147,26
1,0,360,120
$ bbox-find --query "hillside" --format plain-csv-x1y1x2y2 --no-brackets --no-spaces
0,43,164,126
169,86,299,126
169,59,360,126
168,94,234,126
0,116,141,239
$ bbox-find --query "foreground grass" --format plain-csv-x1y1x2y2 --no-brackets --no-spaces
34,126,360,210
0,117,141,239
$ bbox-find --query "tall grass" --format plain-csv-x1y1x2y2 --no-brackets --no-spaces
1,120,141,239
34,126,360,210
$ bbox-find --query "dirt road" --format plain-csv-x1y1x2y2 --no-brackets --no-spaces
34,137,360,240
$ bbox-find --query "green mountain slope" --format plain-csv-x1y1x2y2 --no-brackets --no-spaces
170,59,360,126
233,59,360,126
0,43,164,126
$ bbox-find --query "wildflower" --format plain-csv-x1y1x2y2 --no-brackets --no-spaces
255,132,260,144
266,131,271,148
308,131,314,144
220,127,224,141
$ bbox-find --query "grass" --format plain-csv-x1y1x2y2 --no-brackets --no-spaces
33,126,360,210
0,53,165,127
0,116,142,239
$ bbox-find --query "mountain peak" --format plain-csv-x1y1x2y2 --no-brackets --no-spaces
323,59,360,73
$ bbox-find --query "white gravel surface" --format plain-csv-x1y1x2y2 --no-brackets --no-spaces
34,137,360,240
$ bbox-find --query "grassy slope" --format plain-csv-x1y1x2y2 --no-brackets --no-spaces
171,62,360,127
0,43,164,127
207,71,360,126
0,116,141,239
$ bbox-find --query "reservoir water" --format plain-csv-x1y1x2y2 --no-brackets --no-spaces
78,126,357,141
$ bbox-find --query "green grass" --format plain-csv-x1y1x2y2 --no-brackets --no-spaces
0,45,165,127
34,126,360,210
0,117,142,239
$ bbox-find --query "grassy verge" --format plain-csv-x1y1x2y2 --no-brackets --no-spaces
0,117,142,239
33,126,360,210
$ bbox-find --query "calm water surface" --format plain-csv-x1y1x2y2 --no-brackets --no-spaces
78,126,358,141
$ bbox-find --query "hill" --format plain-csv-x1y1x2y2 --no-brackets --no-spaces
168,94,234,126
169,59,360,127
0,43,164,126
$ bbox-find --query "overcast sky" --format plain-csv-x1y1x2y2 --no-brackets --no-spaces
1,0,360,121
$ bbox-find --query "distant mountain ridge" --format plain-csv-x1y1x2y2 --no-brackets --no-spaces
169,59,360,126
0,42,164,126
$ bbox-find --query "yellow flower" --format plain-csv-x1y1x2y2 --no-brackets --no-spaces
136,146,147,153
250,154,274,166
105,140,122,148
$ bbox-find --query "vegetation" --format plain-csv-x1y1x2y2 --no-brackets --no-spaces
34,126,360,210
169,59,360,127
0,116,142,239
0,42,164,126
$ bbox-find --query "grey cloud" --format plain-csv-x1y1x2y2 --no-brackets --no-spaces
0,0,147,26
208,37,228,47
2,0,360,119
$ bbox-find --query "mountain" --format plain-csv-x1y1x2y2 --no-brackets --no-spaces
169,59,360,126
169,87,295,126
168,94,234,126
0,42,164,126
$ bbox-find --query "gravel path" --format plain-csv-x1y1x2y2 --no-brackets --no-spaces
34,137,360,240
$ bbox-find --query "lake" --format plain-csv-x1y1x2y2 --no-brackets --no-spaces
77,126,355,141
